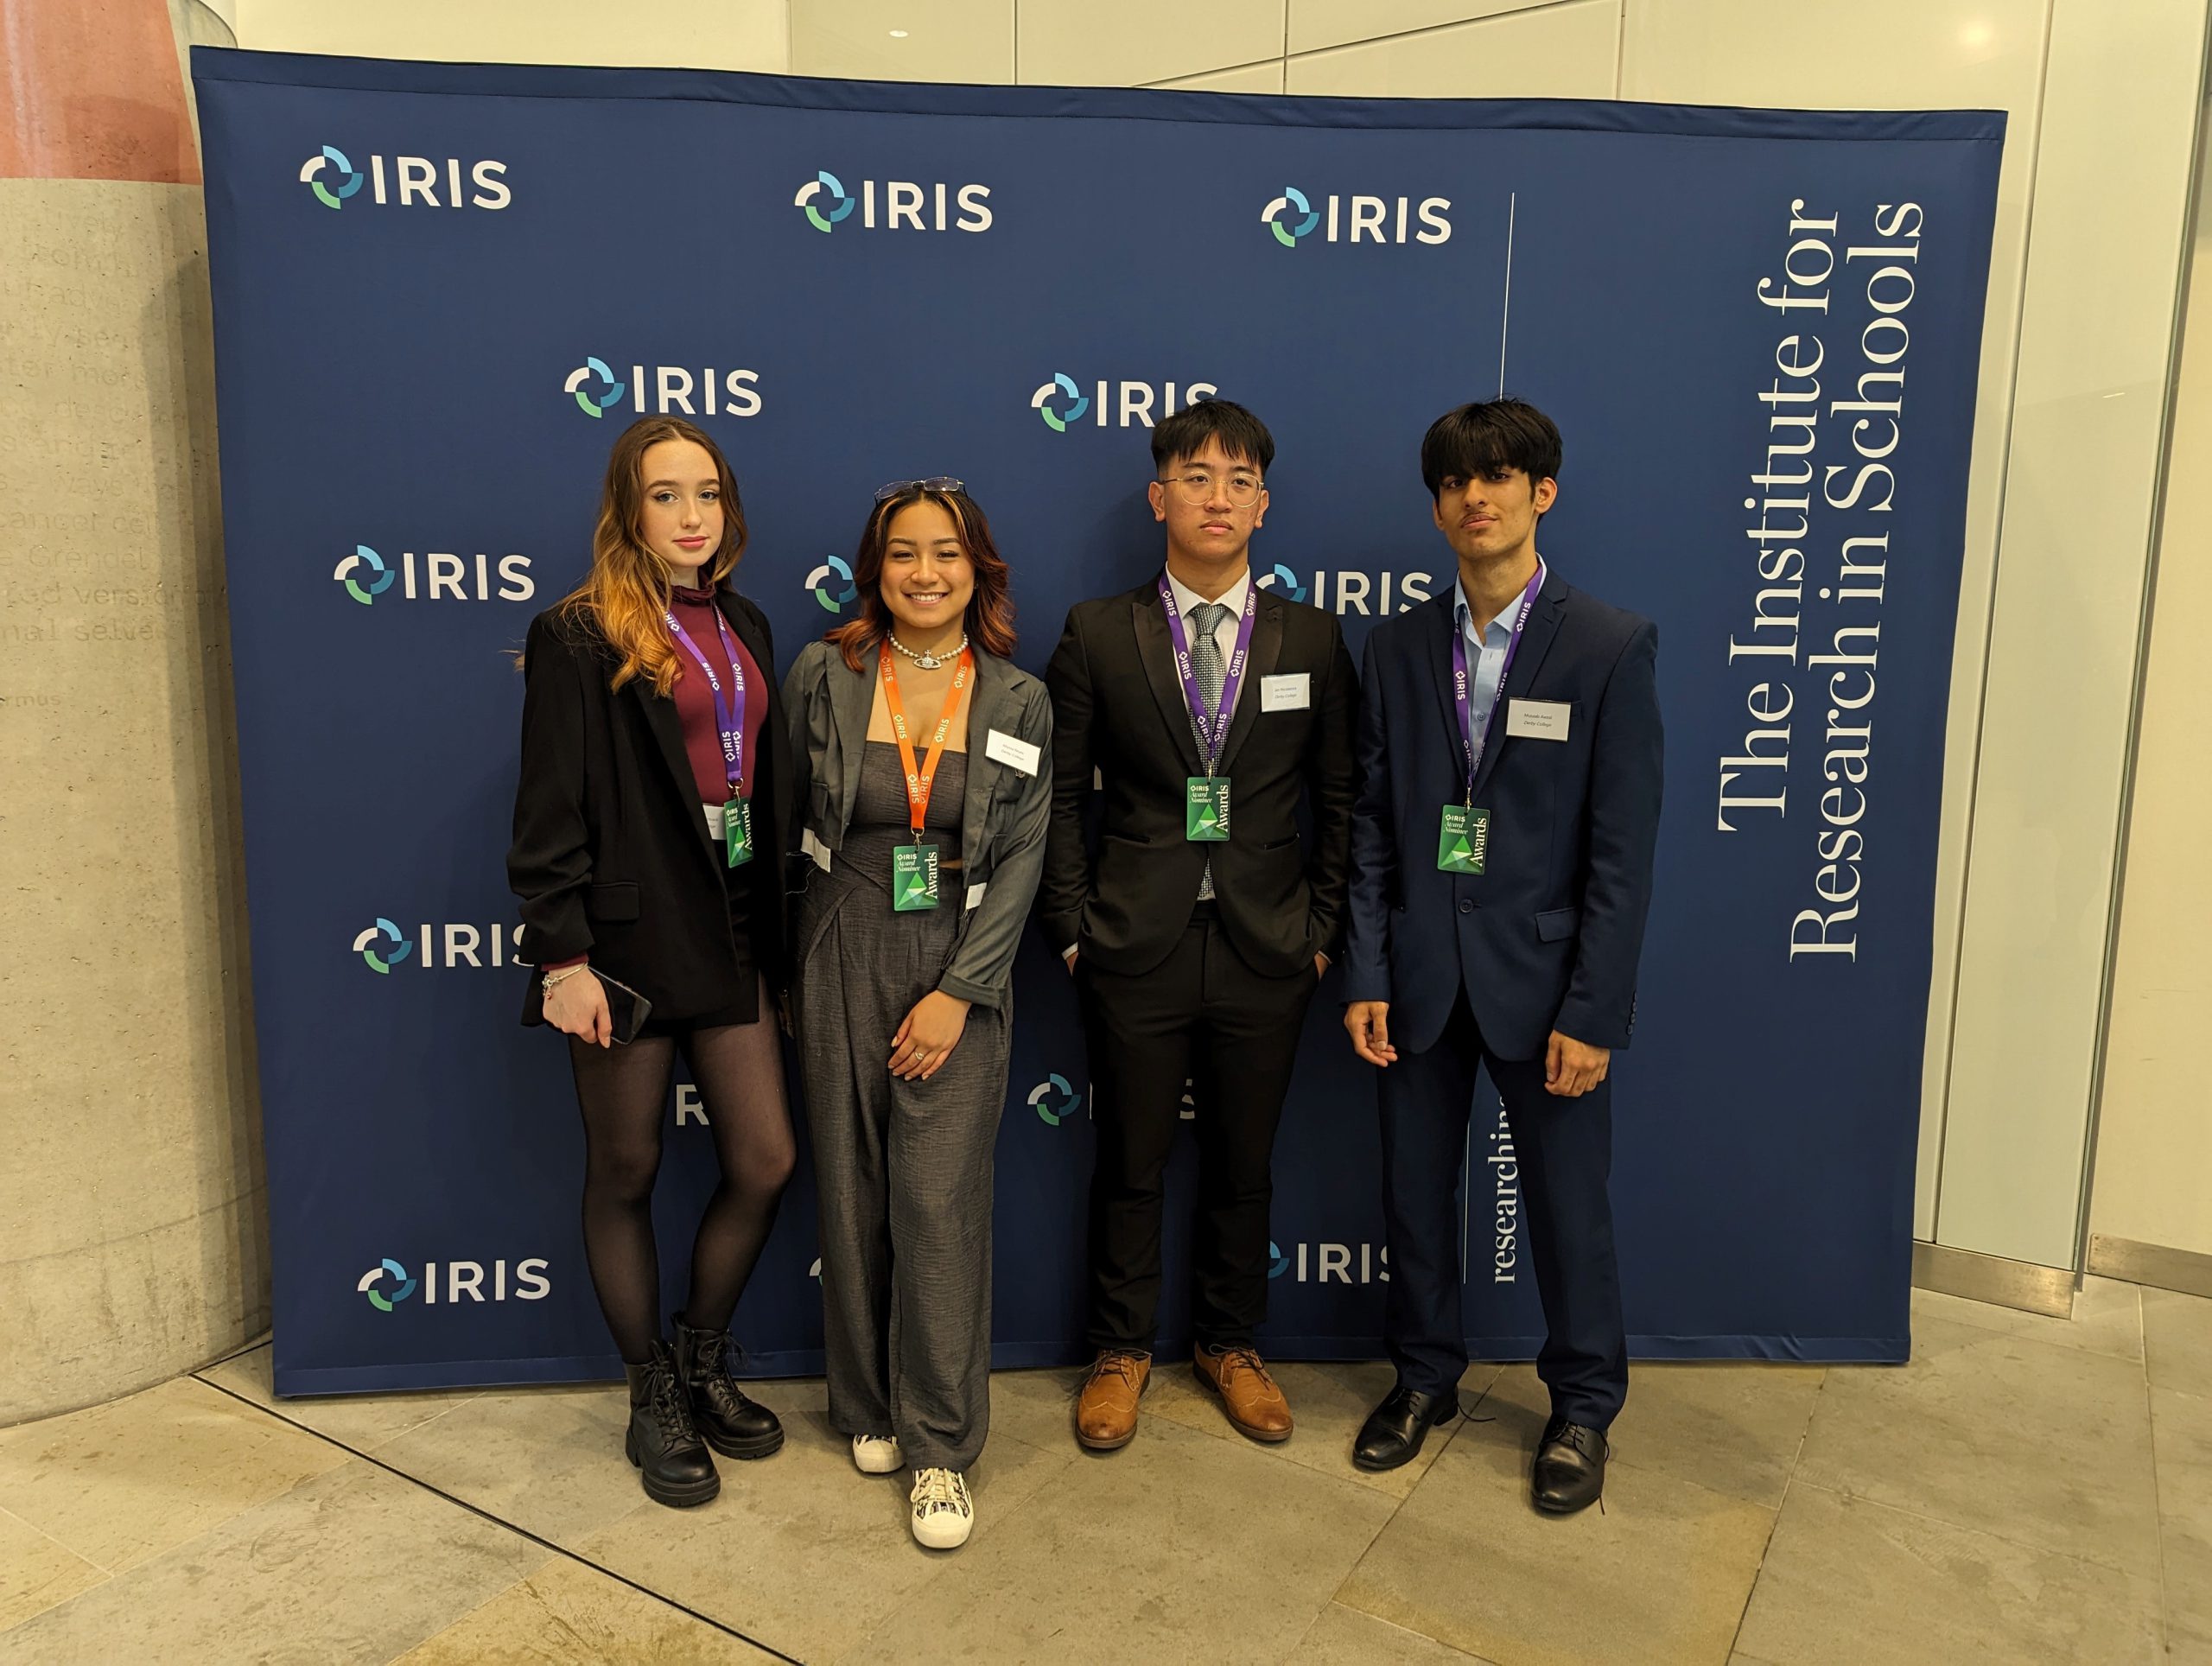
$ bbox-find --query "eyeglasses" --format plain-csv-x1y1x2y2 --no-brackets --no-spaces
874,476,965,503
1159,469,1264,507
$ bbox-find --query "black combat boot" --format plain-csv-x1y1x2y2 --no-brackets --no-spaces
623,1339,719,1507
674,1313,785,1459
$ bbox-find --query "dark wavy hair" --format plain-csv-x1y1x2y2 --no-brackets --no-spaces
828,484,1017,670
1420,398,1562,501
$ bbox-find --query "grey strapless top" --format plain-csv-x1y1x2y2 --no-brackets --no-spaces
831,741,967,894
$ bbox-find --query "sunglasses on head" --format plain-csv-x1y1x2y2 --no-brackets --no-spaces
874,476,966,503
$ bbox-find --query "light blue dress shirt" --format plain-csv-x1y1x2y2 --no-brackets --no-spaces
1453,558,1547,768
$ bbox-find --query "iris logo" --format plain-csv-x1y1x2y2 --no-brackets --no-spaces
1262,187,1319,247
352,919,527,971
794,169,992,233
795,170,856,232
297,146,511,210
335,545,533,605
563,357,764,420
334,544,394,605
1030,373,1090,434
358,1257,417,1311
300,144,363,210
359,1256,551,1307
1262,564,1439,616
564,357,626,418
805,555,858,614
1027,1072,1084,1127
1030,374,1217,432
1275,1241,1391,1283
353,918,413,974
1259,186,1452,247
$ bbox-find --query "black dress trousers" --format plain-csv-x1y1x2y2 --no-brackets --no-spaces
1079,909,1319,1353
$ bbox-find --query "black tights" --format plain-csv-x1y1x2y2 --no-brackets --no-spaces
568,1016,797,1364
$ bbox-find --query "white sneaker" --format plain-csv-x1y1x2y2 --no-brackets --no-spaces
852,1434,904,1474
909,1466,973,1549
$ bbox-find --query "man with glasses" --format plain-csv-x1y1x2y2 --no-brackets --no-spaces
1041,398,1357,1452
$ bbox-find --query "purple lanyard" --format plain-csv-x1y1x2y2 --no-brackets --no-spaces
1450,565,1545,802
664,601,747,798
1158,574,1259,773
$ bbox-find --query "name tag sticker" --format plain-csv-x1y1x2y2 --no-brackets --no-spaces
984,728,1042,776
1505,699,1572,741
1260,673,1312,712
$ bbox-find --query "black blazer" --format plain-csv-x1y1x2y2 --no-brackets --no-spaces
507,588,795,1024
1040,574,1358,980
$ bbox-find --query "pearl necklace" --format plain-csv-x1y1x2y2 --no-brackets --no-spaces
887,631,968,671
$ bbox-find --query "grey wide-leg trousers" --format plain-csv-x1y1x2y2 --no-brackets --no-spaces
795,879,1007,1473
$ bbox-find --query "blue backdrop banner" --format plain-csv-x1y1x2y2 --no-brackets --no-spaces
191,49,2003,1395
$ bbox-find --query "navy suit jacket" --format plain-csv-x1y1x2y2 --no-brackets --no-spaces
1344,569,1662,1060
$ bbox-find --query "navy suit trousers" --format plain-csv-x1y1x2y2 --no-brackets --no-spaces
1379,991,1627,1428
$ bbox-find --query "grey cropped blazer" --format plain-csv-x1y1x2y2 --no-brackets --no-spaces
781,638,1053,1009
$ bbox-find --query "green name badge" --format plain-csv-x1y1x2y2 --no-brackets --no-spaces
724,798,753,868
1437,804,1490,874
1185,776,1230,843
892,842,941,912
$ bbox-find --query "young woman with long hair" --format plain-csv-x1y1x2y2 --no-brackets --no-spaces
784,479,1052,1549
509,416,796,1508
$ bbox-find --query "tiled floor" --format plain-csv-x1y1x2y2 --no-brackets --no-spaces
1,1280,2206,1663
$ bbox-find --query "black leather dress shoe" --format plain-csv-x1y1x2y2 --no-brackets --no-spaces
1531,1415,1607,1513
1352,1385,1461,1472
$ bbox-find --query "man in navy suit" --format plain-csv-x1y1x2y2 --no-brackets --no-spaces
1341,399,1662,1513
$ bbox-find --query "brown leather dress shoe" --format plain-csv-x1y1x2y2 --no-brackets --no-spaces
1075,1350,1151,1451
1194,1345,1294,1442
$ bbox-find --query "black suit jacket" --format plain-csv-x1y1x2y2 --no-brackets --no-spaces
1040,574,1358,979
506,588,795,1023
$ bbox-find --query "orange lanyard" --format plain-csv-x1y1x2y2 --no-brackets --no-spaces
879,640,974,836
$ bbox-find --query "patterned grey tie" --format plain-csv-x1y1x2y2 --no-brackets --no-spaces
1190,601,1230,901
1190,601,1230,714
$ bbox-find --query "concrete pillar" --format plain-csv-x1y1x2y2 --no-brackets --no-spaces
0,0,264,1423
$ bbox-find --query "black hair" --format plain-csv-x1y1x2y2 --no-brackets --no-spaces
1420,398,1562,500
1150,397,1274,474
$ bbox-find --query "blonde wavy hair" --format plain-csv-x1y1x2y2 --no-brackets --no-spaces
556,416,748,695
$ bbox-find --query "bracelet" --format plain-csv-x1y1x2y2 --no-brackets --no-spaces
542,965,587,996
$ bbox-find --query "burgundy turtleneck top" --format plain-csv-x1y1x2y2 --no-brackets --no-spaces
667,582,769,806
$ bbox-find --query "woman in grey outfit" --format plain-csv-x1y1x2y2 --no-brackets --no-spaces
784,479,1052,1550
